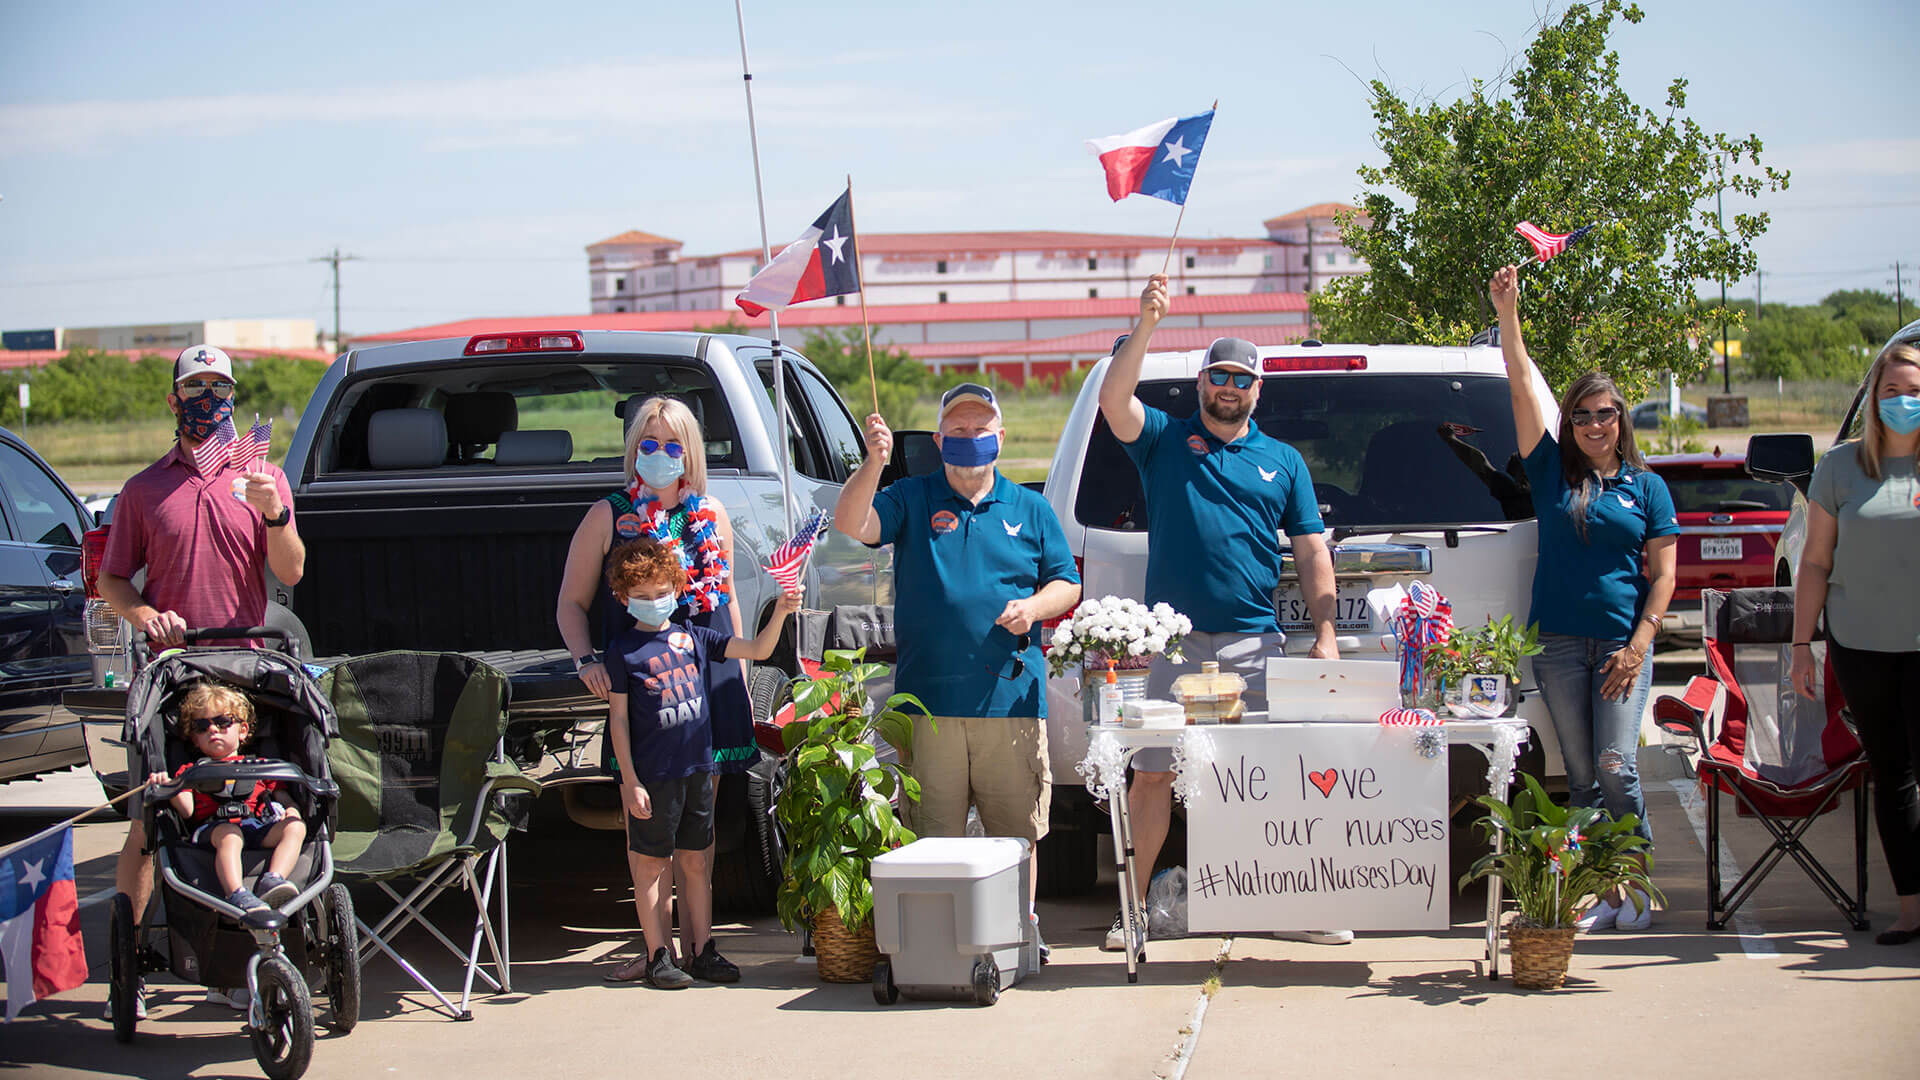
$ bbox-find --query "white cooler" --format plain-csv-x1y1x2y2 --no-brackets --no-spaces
870,836,1039,1006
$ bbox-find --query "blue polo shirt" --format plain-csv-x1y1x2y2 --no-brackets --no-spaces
1523,434,1679,640
1121,405,1324,634
873,471,1079,718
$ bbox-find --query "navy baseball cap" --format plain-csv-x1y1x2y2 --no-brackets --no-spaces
1201,337,1259,375
938,382,1001,425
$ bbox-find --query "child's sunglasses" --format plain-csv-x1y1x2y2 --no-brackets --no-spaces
638,439,686,459
1205,370,1256,390
186,714,244,733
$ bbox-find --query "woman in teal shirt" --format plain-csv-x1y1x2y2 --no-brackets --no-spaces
1490,265,1679,932
1791,342,1920,946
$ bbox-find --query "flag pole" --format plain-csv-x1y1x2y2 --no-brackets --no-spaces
0,783,150,860
734,0,794,535
1160,99,1217,277
845,174,880,417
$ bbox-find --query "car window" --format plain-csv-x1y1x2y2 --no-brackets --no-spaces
1654,466,1793,513
0,442,84,547
1075,374,1532,533
795,367,864,479
754,363,830,481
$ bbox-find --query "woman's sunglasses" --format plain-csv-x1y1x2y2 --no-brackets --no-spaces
1569,407,1620,427
177,379,237,400
639,439,686,459
1205,370,1257,390
186,714,245,733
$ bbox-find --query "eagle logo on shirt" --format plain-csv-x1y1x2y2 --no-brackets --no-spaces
1002,521,1022,537
666,631,694,654
1614,493,1635,509
930,510,959,535
1186,434,1209,456
1257,466,1278,482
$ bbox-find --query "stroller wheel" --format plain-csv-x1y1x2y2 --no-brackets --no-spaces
320,884,361,1033
108,893,138,1044
247,955,314,1080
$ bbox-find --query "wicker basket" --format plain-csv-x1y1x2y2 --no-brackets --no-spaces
1507,924,1577,989
812,906,881,984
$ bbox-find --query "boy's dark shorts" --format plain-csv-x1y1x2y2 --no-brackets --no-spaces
626,772,717,857
190,816,282,848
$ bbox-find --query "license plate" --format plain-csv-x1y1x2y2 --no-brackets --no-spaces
1277,581,1374,633
1700,537,1743,560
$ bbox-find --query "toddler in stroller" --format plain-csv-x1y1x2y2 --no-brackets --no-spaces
110,634,360,1080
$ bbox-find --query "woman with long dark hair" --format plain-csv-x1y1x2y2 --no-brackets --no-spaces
1790,342,1920,945
1490,264,1679,931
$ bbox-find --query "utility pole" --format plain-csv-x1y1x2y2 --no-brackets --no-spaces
1716,179,1730,393
1895,262,1908,327
311,247,361,351
1754,267,1763,320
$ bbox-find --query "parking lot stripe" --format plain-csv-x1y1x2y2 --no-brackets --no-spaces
1667,778,1776,958
1163,936,1235,1080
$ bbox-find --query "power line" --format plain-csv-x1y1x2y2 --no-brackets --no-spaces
310,248,361,350
0,259,315,289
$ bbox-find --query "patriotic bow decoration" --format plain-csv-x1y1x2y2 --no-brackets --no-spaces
1378,707,1442,727
764,508,829,592
1391,581,1454,703
191,415,273,476
1514,221,1594,264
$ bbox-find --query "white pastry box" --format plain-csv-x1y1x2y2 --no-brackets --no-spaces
1266,658,1402,721
870,836,1039,1005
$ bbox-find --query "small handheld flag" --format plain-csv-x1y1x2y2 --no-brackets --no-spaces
736,188,862,317
191,415,274,476
1085,109,1215,206
192,415,237,476
1515,221,1594,264
1,827,87,1021
764,508,829,592
231,416,273,472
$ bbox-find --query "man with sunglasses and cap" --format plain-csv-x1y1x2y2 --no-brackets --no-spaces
1097,273,1350,950
98,344,306,1013
835,383,1081,945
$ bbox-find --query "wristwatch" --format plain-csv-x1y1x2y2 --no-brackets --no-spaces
574,653,600,672
264,506,292,528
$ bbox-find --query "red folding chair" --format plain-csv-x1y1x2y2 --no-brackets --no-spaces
1653,587,1871,931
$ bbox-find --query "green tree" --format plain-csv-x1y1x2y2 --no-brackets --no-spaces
1820,289,1907,349
798,325,926,428
1310,1,1787,399
1744,306,1869,381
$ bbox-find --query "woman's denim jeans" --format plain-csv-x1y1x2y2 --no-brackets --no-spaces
1532,632,1655,843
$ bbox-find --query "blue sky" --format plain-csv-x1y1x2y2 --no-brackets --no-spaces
1,0,1914,337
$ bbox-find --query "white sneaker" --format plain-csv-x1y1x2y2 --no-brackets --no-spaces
1613,893,1653,931
1102,910,1148,952
205,986,251,1010
1272,930,1354,945
107,979,147,1021
1575,899,1620,932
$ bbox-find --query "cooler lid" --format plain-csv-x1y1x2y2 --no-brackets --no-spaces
871,837,1027,879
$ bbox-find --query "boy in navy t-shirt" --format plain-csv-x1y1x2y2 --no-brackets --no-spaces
601,536,798,989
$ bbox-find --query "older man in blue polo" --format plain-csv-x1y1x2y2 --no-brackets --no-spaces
1098,273,1349,951
834,382,1081,942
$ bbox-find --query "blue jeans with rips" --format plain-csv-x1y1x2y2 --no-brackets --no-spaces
1532,631,1655,843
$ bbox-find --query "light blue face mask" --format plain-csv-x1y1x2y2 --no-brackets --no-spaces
634,449,686,490
626,593,679,627
1879,394,1920,436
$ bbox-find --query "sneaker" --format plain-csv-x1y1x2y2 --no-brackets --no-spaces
1102,909,1147,952
1033,916,1050,966
205,986,251,1010
1272,930,1355,945
226,887,268,913
255,872,298,908
684,940,740,984
644,947,694,990
1613,893,1654,931
1575,898,1620,932
108,979,148,1021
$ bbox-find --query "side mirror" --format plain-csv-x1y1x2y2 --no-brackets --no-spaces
880,430,941,486
1745,433,1816,495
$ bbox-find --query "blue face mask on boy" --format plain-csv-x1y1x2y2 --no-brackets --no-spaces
1879,394,1920,435
626,593,679,627
940,432,1000,468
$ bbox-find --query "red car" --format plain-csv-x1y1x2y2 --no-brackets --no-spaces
1644,450,1793,641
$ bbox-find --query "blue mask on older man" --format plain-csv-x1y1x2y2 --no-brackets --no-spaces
940,432,1000,468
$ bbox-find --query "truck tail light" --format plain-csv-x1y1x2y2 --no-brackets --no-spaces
81,525,127,652
463,331,584,355
82,526,109,600
1263,355,1368,372
1038,556,1086,656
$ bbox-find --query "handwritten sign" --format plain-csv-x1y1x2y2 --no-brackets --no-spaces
1186,725,1449,931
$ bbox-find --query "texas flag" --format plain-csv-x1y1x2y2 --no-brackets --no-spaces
1,828,87,1021
1085,109,1215,205
735,188,862,317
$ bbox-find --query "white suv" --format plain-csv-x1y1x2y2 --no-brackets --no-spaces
1035,340,1565,884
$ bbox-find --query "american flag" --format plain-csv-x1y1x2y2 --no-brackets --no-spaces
1515,221,1594,263
192,416,237,476
764,508,829,592
231,417,273,472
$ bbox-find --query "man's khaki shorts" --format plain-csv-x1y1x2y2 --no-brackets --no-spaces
906,715,1050,843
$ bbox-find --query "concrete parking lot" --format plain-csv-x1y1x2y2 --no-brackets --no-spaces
3,676,1916,1079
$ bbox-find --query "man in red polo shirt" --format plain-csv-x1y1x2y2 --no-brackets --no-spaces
99,344,306,1011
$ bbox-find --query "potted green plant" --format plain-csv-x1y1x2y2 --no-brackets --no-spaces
1459,772,1662,989
773,648,927,983
1425,614,1542,716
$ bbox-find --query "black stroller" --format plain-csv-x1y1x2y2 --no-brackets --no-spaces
108,628,361,1080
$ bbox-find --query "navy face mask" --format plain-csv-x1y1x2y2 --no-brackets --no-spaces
176,390,234,443
939,432,1000,468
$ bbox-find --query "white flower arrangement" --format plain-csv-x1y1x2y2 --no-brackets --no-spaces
1047,596,1193,678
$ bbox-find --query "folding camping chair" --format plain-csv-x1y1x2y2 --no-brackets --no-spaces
1653,588,1871,931
322,652,541,1019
